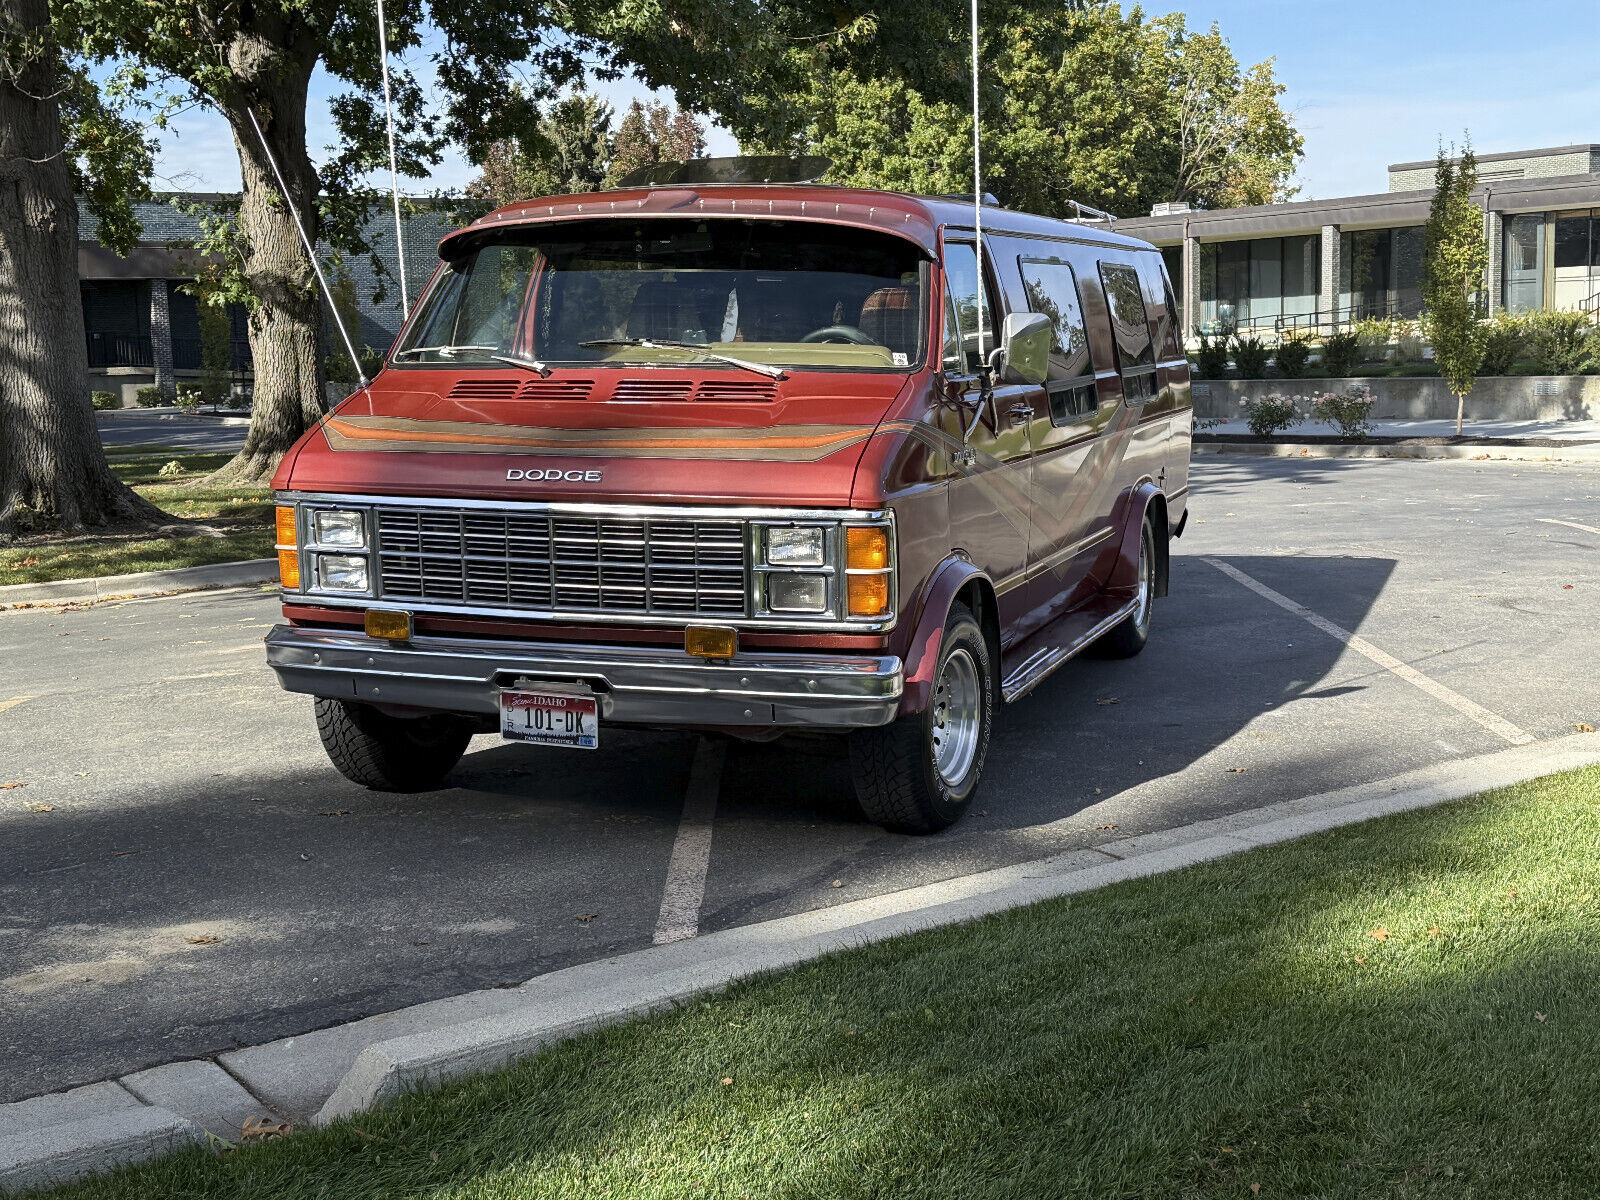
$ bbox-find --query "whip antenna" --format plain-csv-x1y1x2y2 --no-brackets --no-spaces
376,0,410,313
246,107,369,393
970,0,985,366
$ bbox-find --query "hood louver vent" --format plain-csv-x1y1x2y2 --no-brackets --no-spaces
693,380,777,403
447,379,521,401
516,379,594,401
612,379,694,403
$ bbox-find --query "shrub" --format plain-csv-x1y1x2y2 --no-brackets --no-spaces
134,385,164,407
1320,331,1360,377
1523,310,1598,375
1274,337,1312,379
174,385,202,413
90,390,118,410
1479,311,1529,375
197,298,233,406
1391,318,1424,364
224,387,249,410
1241,394,1299,437
157,459,185,477
1352,316,1391,364
1309,387,1377,438
1230,333,1269,379
1192,334,1229,379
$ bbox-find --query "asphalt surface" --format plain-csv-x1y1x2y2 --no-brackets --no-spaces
96,411,251,452
2,455,1597,1103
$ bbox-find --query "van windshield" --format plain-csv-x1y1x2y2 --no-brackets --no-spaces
394,218,928,373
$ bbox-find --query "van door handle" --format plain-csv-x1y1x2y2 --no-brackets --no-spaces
1009,405,1034,424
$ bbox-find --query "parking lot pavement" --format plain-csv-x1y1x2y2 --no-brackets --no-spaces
2,455,1597,1104
96,411,249,452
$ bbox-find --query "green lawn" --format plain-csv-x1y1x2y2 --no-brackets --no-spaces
0,447,272,586
47,765,1600,1199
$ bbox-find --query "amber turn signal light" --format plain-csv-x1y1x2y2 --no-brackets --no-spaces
846,526,890,571
276,548,301,589
685,626,737,660
275,505,297,547
847,573,890,617
365,610,413,641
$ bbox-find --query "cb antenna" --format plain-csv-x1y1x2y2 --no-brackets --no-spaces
376,0,410,313
245,107,370,394
970,0,985,368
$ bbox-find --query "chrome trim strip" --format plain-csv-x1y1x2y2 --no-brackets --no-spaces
1000,596,1139,703
276,491,889,524
1022,527,1117,584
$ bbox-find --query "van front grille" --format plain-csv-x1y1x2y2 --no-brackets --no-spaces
373,506,749,618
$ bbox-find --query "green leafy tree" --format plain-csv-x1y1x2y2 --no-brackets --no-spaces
0,0,166,539
1421,140,1487,435
605,99,705,186
466,89,614,212
196,293,234,406
752,3,1299,219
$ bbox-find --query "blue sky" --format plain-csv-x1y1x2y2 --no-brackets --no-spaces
149,1,1600,201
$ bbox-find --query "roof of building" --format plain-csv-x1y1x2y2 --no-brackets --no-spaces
440,184,1155,259
1387,144,1600,172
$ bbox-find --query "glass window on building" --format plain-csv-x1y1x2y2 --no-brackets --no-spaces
1197,236,1320,333
1503,214,1544,313
1551,211,1600,311
1339,227,1424,321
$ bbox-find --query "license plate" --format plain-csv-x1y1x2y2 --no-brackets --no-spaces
499,686,599,749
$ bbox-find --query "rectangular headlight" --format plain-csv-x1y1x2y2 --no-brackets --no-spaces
765,526,825,567
766,572,828,613
316,553,370,592
312,509,366,548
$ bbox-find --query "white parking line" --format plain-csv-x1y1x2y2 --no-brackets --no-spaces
652,737,726,945
1538,517,1600,537
1205,557,1535,747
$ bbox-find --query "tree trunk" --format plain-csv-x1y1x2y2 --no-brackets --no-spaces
0,0,166,540
205,40,326,486
1456,390,1464,437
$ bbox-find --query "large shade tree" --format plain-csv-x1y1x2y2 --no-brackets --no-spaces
0,0,166,539
748,2,1301,220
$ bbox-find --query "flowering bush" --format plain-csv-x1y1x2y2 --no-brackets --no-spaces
1241,394,1300,437
1309,387,1377,438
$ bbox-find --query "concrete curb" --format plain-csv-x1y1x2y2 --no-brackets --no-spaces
0,559,275,611
5,732,1597,1190
1195,440,1600,462
0,1106,201,1195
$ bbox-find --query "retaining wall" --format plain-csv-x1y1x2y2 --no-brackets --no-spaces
1192,376,1600,422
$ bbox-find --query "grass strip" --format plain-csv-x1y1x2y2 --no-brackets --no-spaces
45,765,1600,1199
0,448,271,586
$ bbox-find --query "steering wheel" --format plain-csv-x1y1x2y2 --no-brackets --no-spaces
800,324,876,345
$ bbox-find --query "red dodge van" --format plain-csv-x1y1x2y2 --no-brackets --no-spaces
267,181,1192,832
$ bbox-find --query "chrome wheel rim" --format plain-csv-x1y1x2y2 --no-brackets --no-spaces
930,647,982,787
1131,527,1153,633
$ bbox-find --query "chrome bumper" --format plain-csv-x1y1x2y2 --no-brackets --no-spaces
264,625,903,729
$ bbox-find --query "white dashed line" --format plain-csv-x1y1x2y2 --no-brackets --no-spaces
652,737,726,945
1538,518,1600,537
1205,557,1535,747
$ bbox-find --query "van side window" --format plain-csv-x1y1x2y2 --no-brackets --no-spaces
941,242,998,375
1160,276,1184,360
1018,257,1097,423
1098,261,1157,402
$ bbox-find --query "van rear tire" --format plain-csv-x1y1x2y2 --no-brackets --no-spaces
848,603,991,834
1095,515,1156,659
315,698,473,791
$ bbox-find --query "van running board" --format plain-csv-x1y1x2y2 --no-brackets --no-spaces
999,594,1140,703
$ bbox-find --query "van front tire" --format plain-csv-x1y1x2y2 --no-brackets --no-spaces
315,698,473,791
849,603,991,834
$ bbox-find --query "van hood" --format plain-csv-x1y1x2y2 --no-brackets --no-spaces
280,369,913,507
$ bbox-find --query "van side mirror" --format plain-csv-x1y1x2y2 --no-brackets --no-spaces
987,312,1051,385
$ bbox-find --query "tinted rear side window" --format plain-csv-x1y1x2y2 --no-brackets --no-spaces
1019,257,1097,423
1098,261,1157,401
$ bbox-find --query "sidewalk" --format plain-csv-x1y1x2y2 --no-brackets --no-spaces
1196,416,1600,461
1200,416,1600,442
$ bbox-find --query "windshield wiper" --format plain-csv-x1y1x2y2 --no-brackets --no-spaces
488,353,551,376
579,338,787,381
391,344,499,360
